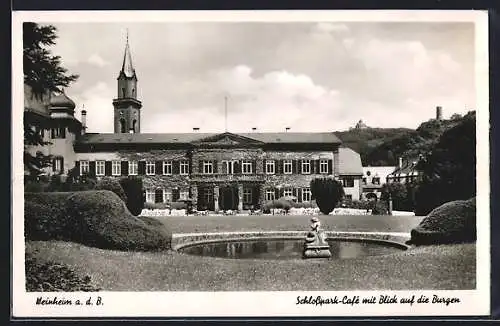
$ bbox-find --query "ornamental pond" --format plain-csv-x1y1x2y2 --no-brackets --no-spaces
177,238,408,260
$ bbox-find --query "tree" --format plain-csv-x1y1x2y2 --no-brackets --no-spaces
23,23,78,179
310,178,344,215
381,182,416,212
119,177,145,216
414,112,476,215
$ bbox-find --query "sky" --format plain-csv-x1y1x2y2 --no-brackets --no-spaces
49,21,476,133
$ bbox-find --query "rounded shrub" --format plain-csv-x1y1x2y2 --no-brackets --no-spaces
25,253,100,292
65,190,171,251
310,178,344,215
170,201,187,210
408,197,476,245
119,177,145,216
24,192,74,240
95,177,127,202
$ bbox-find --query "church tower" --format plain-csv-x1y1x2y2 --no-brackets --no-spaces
113,32,142,133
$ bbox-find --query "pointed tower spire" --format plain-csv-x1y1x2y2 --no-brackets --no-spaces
121,29,136,78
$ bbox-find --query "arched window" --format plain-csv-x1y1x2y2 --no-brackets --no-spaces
122,88,126,98
120,118,126,133
132,119,137,132
132,88,135,97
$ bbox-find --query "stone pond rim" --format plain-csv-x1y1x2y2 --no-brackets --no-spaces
172,230,411,251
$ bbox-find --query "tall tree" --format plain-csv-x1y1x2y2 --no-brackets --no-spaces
23,23,78,178
414,112,476,215
310,178,344,215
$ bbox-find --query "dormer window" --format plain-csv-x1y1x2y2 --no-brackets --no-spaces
51,127,66,139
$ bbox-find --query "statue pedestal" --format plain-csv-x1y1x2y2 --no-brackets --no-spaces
303,231,331,259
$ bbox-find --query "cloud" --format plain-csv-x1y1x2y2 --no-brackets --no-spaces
87,54,109,67
68,81,115,133
51,22,475,132
314,23,350,34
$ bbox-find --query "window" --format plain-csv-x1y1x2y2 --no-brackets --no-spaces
283,160,293,174
112,161,121,176
129,161,138,175
243,188,252,204
345,194,353,200
203,161,213,174
342,177,355,188
180,191,189,200
265,160,275,174
180,160,189,175
146,161,155,175
372,177,380,185
283,188,293,197
95,161,105,176
302,187,312,202
301,160,311,174
163,189,172,203
51,127,66,139
145,189,155,203
222,160,235,174
120,119,126,133
80,160,89,175
53,157,63,173
265,189,275,201
320,159,329,174
163,161,172,175
242,160,253,174
362,177,367,185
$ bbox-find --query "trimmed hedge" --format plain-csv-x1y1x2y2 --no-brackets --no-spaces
119,177,145,216
24,190,172,251
408,197,476,245
25,252,100,292
24,192,74,240
95,177,127,202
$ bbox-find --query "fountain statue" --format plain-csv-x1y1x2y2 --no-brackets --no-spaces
303,217,332,259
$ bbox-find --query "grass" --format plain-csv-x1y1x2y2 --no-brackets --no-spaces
26,240,476,291
25,214,476,291
158,214,424,234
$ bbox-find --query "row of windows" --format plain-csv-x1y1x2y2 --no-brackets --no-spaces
79,160,190,176
264,187,313,202
362,177,381,185
206,159,332,175
79,159,333,176
144,188,190,204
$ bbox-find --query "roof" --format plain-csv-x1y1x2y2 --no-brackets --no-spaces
24,84,50,117
338,147,363,175
50,91,76,110
121,38,136,78
363,166,397,178
388,159,421,177
78,132,342,145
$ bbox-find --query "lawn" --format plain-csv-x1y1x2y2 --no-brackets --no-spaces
157,214,425,234
25,214,476,291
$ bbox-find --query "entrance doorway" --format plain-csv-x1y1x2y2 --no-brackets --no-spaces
154,188,163,203
219,185,239,211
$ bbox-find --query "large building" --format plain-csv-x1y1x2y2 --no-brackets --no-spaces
24,38,364,211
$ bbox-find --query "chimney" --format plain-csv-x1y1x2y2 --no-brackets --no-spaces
398,157,403,168
193,127,200,132
436,106,443,121
285,127,291,132
81,109,87,132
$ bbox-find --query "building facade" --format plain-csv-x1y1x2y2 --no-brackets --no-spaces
361,166,397,199
24,37,364,211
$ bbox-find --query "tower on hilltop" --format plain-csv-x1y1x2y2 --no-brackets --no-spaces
113,31,142,134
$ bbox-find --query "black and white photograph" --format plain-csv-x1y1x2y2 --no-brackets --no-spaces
12,10,490,317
